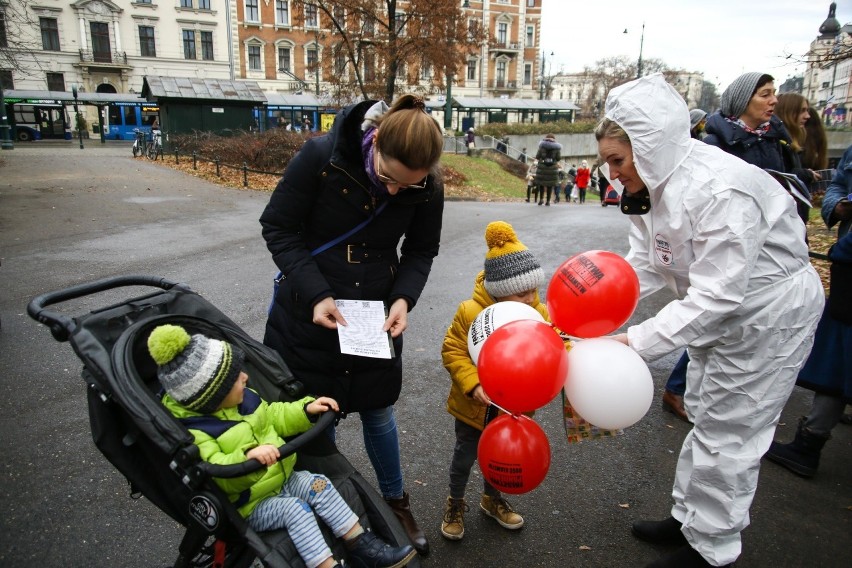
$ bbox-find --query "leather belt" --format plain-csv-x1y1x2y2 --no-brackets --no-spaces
345,244,397,264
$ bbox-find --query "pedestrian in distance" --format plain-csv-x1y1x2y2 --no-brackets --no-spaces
688,109,707,140
261,94,445,557
439,221,551,541
534,134,562,206
148,324,416,568
598,74,823,568
575,160,591,204
525,159,539,203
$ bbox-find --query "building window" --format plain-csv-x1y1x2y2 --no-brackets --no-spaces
496,60,507,83
363,15,375,35
527,0,535,6
497,22,507,46
200,30,213,60
0,12,7,48
181,0,192,7
90,22,111,62
364,51,375,82
0,69,13,90
419,59,431,80
199,0,211,9
245,0,259,22
139,26,156,57
307,46,318,77
40,18,60,51
526,25,534,47
305,3,318,28
333,5,345,28
183,29,196,59
524,63,532,85
467,60,476,81
46,72,65,91
275,0,289,25
334,46,346,74
277,46,291,72
248,44,261,71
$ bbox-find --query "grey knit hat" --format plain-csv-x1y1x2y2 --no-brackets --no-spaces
482,221,545,298
689,109,707,129
720,72,763,118
147,324,244,413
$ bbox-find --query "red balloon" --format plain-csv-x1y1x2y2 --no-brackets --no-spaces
478,414,551,494
477,319,568,414
546,250,640,338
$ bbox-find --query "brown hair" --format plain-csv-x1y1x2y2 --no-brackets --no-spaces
375,94,443,171
803,107,828,170
594,118,631,144
776,93,808,152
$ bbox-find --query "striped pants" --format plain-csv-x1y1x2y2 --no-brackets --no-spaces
248,470,359,568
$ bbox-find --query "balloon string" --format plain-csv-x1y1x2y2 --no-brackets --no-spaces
490,402,531,420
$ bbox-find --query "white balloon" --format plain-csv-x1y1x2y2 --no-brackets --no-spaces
467,301,546,365
564,338,653,429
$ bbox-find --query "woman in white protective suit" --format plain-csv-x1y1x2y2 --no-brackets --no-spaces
596,74,824,568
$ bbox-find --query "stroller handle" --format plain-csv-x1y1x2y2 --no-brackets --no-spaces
27,275,186,342
192,411,338,480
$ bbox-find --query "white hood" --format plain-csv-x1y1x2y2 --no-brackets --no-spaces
604,74,693,192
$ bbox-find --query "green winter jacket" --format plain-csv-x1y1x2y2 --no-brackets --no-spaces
441,271,550,430
163,389,315,518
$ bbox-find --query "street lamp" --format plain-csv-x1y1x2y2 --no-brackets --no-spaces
72,86,84,150
623,23,645,79
539,50,553,100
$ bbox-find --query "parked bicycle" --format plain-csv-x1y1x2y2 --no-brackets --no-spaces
131,128,147,158
147,128,163,161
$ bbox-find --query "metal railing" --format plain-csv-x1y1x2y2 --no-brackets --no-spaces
78,49,128,65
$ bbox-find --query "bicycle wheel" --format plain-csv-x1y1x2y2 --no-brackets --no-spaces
146,143,155,160
132,143,140,158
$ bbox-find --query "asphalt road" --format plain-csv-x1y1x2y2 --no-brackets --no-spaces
0,142,849,568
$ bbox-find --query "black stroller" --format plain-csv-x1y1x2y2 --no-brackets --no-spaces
28,275,420,568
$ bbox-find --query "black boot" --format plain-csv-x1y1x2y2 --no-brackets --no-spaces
347,530,416,568
644,545,731,568
631,516,686,545
385,492,429,556
765,417,829,477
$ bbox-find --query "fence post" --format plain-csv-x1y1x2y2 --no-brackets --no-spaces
215,157,220,177
175,151,179,165
243,162,248,187
192,151,197,170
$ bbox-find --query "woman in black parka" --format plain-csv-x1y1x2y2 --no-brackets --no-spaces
260,94,444,556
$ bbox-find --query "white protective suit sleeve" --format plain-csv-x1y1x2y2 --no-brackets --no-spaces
624,220,669,300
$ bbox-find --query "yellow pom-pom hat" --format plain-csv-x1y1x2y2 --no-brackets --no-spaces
483,221,545,298
147,324,244,413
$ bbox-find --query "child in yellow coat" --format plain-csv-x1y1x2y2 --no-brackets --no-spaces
439,221,551,540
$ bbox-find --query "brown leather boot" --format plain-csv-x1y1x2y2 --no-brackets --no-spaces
385,492,429,556
661,390,690,423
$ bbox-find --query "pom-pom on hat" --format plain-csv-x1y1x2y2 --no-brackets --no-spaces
483,221,545,298
720,72,763,118
148,324,244,413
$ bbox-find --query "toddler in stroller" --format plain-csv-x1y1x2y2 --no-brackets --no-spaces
149,324,415,568
27,275,421,568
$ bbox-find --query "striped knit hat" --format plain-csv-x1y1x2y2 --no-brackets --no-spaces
147,324,244,413
483,221,545,298
720,72,763,118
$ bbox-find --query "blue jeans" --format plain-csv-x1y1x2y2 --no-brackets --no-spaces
326,406,403,499
665,351,689,396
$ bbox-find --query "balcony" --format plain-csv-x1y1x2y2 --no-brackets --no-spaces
490,79,518,90
77,49,129,68
491,41,522,54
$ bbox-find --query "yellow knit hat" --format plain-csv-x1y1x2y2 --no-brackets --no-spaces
483,221,545,298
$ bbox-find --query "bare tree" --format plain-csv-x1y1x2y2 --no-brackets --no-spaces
698,80,720,113
294,0,487,103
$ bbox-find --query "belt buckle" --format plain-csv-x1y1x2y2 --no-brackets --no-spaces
346,244,360,264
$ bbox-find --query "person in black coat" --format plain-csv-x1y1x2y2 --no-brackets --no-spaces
260,94,444,556
534,134,562,206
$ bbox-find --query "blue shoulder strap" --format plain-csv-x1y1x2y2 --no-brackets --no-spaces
309,201,389,256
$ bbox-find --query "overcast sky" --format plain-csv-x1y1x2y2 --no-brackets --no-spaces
540,0,846,91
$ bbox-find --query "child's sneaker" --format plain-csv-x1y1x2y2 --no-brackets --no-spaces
347,530,416,568
479,494,524,530
440,497,468,540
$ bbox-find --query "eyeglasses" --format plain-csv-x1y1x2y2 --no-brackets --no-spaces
376,151,429,189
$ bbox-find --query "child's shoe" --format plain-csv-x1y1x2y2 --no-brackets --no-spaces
440,497,468,540
479,493,524,530
347,530,416,568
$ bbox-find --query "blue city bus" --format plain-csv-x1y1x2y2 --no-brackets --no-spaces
4,101,70,141
106,102,159,140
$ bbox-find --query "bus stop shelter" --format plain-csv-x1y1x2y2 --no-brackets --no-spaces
141,77,266,138
261,92,336,132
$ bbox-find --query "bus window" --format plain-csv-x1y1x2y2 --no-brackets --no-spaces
124,105,139,128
